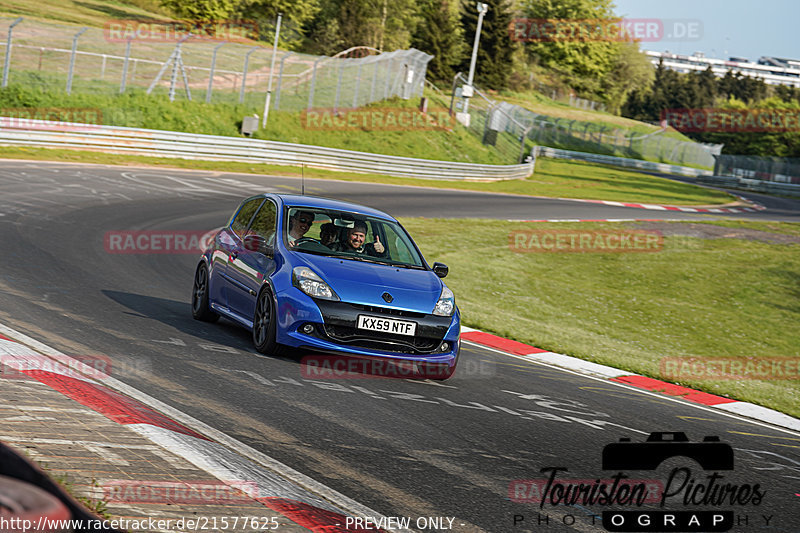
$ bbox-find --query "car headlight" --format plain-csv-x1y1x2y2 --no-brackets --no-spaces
292,266,339,301
432,286,455,316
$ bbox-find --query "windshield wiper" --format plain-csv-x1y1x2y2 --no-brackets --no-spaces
348,255,382,264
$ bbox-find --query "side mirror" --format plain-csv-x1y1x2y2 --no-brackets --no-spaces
432,262,449,278
243,234,273,257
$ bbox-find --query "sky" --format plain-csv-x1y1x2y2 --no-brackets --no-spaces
612,0,800,62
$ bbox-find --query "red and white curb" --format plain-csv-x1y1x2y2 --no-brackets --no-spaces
511,194,767,221
0,327,404,533
459,327,800,433
561,196,766,214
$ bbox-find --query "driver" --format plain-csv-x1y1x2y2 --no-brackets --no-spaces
287,210,314,247
331,220,385,257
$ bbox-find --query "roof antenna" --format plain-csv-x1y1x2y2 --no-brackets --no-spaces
301,164,305,195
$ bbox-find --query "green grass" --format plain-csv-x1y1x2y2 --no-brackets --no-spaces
1,0,716,170
0,146,736,206
405,218,800,417
0,0,168,27
0,82,508,164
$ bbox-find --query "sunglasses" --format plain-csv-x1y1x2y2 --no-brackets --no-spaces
296,216,313,224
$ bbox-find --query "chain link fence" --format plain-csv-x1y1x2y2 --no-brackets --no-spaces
448,73,722,168
0,17,431,111
715,154,800,184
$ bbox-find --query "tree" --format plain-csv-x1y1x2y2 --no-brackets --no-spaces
459,0,515,90
160,0,239,23
412,0,464,83
718,70,767,103
601,42,653,114
519,0,619,95
775,84,800,104
235,0,320,48
304,0,419,55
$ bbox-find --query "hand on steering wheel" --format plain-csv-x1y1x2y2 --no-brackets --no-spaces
291,237,318,247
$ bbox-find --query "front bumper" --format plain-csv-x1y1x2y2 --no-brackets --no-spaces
274,287,460,364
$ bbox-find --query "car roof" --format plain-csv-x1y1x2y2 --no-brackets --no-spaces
268,194,395,221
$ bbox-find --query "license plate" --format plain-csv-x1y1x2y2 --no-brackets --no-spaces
357,315,417,336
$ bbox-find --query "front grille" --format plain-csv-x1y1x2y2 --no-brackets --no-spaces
322,324,441,354
347,303,426,319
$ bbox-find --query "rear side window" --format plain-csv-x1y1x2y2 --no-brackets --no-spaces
230,198,263,238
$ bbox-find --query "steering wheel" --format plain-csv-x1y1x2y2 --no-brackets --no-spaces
292,237,319,246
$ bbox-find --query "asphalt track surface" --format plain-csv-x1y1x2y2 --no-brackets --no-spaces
1,160,799,532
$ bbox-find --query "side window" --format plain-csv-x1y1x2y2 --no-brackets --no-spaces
383,224,418,265
231,198,263,238
248,200,277,242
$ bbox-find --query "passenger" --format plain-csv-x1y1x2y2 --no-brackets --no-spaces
320,222,338,248
330,221,385,257
287,210,314,247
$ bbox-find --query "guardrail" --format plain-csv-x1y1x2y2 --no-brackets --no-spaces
0,118,533,181
696,174,800,197
533,146,712,178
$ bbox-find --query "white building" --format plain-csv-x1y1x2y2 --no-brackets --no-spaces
644,51,800,88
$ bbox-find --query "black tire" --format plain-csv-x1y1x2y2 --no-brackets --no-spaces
192,263,219,323
253,287,279,354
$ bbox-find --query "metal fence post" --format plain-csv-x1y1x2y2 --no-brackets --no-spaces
370,58,379,103
119,39,132,93
240,46,260,104
2,17,22,88
352,59,363,108
274,52,292,110
206,42,227,103
66,27,88,94
262,13,282,127
307,56,324,109
519,124,534,163
384,58,393,98
334,58,343,112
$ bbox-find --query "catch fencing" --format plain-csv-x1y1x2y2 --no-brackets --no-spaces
448,73,722,168
533,146,711,178
0,17,431,110
714,154,800,185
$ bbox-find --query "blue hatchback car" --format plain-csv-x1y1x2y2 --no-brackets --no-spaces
191,194,460,379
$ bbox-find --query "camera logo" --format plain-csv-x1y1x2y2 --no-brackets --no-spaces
602,432,734,472
514,432,765,532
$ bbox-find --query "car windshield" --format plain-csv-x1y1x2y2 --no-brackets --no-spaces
283,206,426,268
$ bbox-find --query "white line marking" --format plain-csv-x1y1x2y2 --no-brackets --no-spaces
716,403,800,432
461,340,800,437
1,415,57,422
522,352,630,379
82,445,130,466
0,322,407,532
